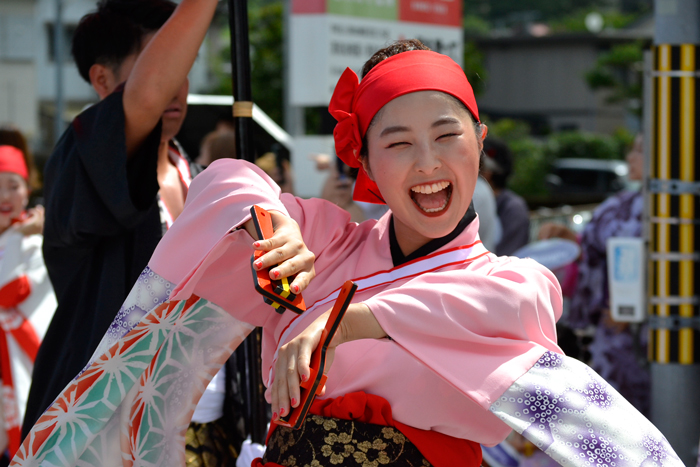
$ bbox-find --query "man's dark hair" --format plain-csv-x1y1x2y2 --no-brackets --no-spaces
482,137,514,189
72,0,176,83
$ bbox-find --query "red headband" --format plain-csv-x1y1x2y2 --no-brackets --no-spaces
0,146,28,180
329,50,479,204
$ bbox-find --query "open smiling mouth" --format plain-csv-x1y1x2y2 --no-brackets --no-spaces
410,181,453,215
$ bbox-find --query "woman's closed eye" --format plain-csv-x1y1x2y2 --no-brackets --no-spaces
386,141,410,149
437,132,459,140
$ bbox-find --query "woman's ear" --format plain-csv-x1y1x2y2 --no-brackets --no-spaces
480,124,489,141
358,151,374,181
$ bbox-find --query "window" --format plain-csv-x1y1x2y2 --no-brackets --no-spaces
46,23,76,62
0,14,34,60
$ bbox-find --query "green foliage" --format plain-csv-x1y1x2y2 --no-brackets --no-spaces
486,118,633,198
487,118,531,143
585,42,644,113
548,9,640,33
463,15,491,37
463,0,651,31
545,131,624,161
508,138,550,197
464,41,487,96
464,0,602,23
249,2,284,125
211,1,284,125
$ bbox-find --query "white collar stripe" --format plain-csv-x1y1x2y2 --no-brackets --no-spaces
267,241,489,383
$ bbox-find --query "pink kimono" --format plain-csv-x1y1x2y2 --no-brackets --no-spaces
13,159,682,467
152,159,562,445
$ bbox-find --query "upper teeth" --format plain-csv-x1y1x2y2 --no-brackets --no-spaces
411,181,450,194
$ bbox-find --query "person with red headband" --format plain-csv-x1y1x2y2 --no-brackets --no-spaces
0,146,56,462
15,41,681,467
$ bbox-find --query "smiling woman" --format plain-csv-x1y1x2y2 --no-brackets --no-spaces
362,91,482,254
14,41,683,467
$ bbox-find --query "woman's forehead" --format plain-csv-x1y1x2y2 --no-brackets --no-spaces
371,91,471,130
0,172,26,183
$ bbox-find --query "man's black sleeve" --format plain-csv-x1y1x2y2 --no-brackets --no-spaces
43,90,162,248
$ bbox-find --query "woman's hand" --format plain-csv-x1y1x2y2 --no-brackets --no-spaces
244,210,316,294
270,303,386,421
13,206,44,236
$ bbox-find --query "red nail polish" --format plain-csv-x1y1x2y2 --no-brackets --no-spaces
293,284,299,293
254,260,262,269
272,412,277,420
291,398,297,406
300,374,307,382
253,241,260,248
280,407,285,415
273,270,280,278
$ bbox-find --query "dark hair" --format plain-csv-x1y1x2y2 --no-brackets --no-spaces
360,39,430,79
482,137,513,189
0,126,40,191
72,0,176,83
358,39,484,162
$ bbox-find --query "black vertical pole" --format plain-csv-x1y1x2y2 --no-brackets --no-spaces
228,0,254,163
228,0,268,445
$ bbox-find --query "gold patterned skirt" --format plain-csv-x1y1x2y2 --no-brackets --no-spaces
185,418,240,467
262,413,432,467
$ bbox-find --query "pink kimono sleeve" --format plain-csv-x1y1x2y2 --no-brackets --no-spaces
148,158,368,328
149,159,285,287
364,256,563,409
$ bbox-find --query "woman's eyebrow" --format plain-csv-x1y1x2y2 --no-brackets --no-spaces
432,117,461,128
379,125,410,137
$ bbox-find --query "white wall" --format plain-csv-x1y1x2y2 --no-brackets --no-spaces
476,39,627,133
35,0,211,104
0,0,39,137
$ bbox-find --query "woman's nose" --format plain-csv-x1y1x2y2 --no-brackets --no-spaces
415,145,441,174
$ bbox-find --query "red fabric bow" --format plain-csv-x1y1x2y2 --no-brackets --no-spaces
329,69,386,204
328,50,480,205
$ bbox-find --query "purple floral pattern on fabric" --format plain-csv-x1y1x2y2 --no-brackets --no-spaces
490,351,683,466
78,266,173,377
568,190,650,415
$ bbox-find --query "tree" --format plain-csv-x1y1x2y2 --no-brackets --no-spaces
463,0,652,31
211,0,284,125
585,42,645,116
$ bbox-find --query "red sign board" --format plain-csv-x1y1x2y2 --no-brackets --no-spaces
292,0,326,14
399,0,462,26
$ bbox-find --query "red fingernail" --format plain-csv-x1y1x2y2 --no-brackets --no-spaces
301,374,307,382
253,241,260,248
254,260,262,269
273,270,280,278
272,412,277,420
280,408,285,415
291,398,297,406
293,285,299,293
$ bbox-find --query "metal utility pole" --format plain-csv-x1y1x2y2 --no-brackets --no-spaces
283,0,304,136
54,0,65,144
648,1,700,464
227,0,269,445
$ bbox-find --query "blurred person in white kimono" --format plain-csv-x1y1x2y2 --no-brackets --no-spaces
0,146,55,463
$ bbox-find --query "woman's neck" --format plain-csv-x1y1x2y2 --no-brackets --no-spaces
389,204,476,267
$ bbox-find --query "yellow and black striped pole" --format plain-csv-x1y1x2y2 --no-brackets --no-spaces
647,2,700,462
648,44,700,365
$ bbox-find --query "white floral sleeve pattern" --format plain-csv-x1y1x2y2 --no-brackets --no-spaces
489,351,683,467
80,266,173,374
